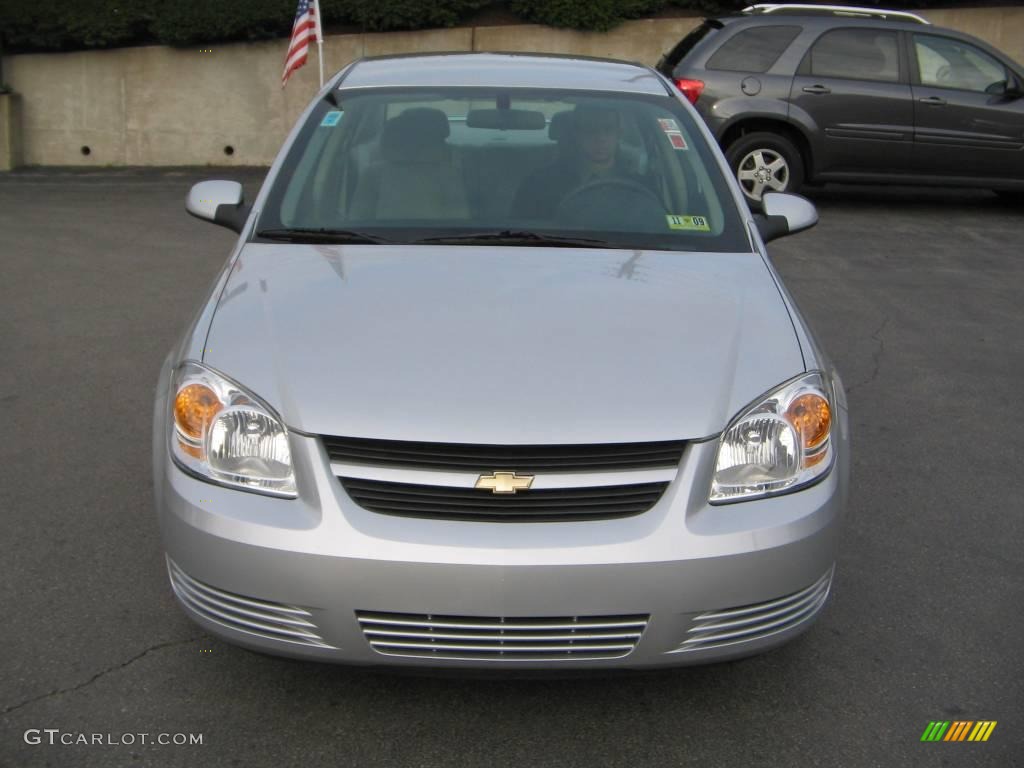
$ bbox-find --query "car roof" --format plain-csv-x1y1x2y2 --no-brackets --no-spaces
338,52,671,95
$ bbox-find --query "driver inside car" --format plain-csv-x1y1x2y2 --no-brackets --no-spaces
511,105,651,221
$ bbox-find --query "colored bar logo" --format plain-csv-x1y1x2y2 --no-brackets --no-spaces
921,721,997,742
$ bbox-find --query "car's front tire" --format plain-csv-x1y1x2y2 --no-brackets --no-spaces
726,132,805,206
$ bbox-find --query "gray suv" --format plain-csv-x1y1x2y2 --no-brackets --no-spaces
656,4,1024,202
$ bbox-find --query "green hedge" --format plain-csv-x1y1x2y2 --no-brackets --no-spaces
0,0,991,53
667,0,747,15
509,0,669,32
0,0,153,51
507,1,750,32
337,0,491,32
0,0,495,50
149,1,296,48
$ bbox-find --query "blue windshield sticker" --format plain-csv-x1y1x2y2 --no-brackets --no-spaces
320,111,343,127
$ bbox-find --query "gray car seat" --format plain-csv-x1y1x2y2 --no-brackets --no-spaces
351,107,469,221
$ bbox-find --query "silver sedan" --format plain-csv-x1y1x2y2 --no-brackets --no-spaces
154,52,848,669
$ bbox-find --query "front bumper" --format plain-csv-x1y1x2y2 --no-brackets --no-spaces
153,397,849,669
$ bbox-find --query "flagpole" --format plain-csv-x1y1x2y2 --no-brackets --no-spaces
314,0,325,88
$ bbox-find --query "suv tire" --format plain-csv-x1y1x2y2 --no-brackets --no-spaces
726,132,805,205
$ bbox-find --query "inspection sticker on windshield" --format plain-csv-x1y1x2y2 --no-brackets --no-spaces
666,132,688,150
667,214,709,231
320,110,343,127
658,118,688,150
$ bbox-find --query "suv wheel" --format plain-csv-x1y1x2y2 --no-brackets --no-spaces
726,132,805,204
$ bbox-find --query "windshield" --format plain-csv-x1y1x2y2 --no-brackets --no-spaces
257,87,749,252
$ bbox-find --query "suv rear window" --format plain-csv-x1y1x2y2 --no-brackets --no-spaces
706,26,801,73
658,21,719,75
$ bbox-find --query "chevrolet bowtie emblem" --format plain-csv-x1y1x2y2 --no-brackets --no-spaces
475,471,534,494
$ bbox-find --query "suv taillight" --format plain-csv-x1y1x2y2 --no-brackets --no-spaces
674,78,705,105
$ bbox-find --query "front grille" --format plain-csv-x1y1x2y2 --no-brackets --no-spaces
323,435,686,473
357,611,649,661
340,477,669,521
167,558,335,649
676,567,834,653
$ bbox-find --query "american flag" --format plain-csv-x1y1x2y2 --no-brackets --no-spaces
281,0,320,88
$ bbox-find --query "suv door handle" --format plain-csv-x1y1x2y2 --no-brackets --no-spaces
802,85,831,95
918,96,947,106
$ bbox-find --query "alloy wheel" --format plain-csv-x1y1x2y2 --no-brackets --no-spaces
736,148,790,201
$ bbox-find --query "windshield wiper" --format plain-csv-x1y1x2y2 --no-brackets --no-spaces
414,230,617,249
255,228,393,245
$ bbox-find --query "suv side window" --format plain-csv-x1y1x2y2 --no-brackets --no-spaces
803,28,900,83
705,26,801,73
913,34,1008,93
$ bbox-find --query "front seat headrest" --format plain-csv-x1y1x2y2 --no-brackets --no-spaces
548,110,574,142
381,107,451,163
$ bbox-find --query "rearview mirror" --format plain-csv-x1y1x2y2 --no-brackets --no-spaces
186,180,250,233
466,108,546,130
755,192,818,242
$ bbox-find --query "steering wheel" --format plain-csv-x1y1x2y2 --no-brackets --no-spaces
560,177,666,210
555,177,668,231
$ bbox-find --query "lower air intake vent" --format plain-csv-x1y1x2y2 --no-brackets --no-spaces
167,558,334,649
677,567,834,653
356,611,649,661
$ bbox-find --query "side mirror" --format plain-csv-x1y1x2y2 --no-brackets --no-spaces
755,192,818,243
186,180,250,233
987,72,1024,98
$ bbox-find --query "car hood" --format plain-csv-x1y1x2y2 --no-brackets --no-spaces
202,244,803,443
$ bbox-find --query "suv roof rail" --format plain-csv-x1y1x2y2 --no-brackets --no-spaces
741,4,930,24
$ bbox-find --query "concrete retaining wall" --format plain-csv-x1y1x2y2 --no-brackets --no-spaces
0,93,24,170
1,7,1021,168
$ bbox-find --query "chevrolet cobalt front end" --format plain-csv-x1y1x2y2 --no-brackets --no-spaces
154,53,848,669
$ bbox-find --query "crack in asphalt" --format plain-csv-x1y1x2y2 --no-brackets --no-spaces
847,316,889,393
0,636,203,718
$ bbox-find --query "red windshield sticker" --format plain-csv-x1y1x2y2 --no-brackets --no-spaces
667,132,688,150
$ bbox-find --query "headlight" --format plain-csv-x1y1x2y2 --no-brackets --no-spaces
170,362,296,498
710,372,833,503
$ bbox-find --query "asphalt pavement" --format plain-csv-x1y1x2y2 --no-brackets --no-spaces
0,169,1021,768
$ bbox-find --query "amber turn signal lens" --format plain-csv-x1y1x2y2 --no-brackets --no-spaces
785,393,831,450
177,439,202,459
174,383,223,440
803,452,827,467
